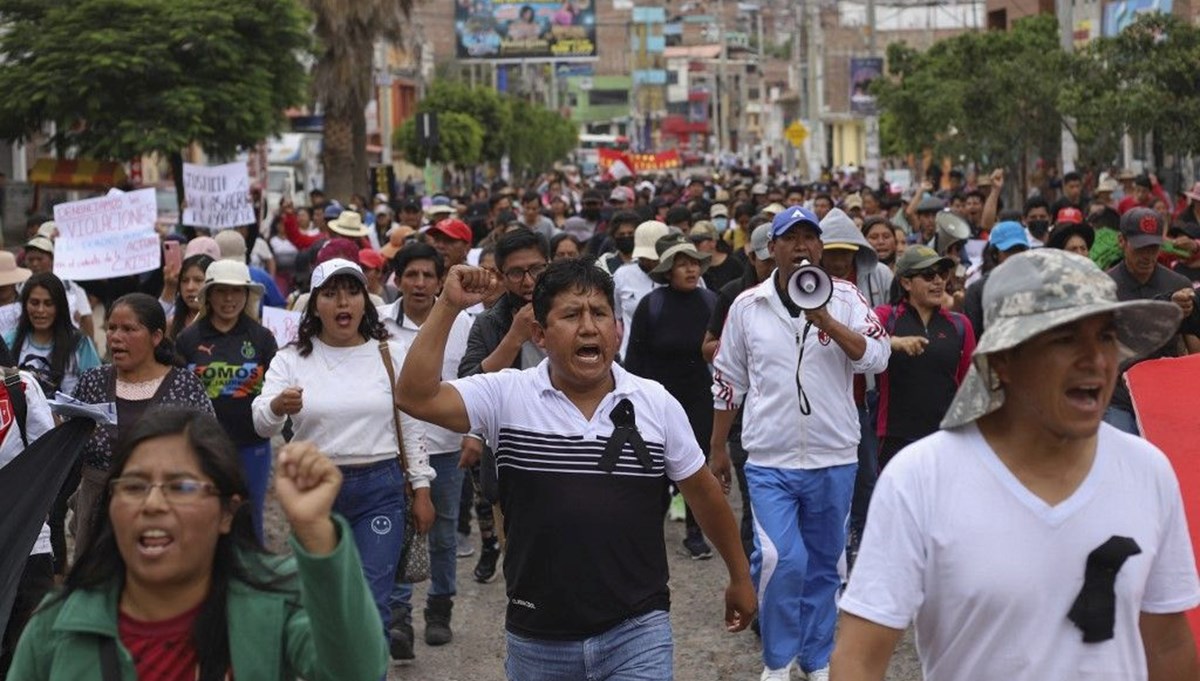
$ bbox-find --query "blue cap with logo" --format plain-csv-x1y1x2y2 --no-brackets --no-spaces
988,220,1030,252
770,205,822,239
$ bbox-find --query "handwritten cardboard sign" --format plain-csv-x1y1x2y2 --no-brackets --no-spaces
53,188,159,281
182,162,256,230
261,306,303,348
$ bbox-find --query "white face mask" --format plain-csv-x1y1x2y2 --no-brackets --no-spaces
712,217,730,233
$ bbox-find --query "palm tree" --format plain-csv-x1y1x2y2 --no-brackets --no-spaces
307,0,410,202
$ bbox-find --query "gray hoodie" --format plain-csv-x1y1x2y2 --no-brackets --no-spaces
819,208,894,309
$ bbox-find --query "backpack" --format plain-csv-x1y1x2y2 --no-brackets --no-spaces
2,367,29,447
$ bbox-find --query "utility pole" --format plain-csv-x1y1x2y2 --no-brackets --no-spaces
757,7,768,181
805,0,825,180
1055,0,1078,173
864,0,880,189
717,0,728,162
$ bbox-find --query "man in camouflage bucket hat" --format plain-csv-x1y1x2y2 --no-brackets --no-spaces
832,249,1199,680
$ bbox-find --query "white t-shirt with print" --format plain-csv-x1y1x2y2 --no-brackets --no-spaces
841,423,1200,681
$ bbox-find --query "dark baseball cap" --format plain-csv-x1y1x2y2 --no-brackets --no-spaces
1119,207,1163,249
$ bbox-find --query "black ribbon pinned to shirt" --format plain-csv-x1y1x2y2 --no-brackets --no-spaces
1067,535,1142,643
599,398,655,472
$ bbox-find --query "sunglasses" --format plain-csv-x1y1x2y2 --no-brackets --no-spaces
910,268,950,282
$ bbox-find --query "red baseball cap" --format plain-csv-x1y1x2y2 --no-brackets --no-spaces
1055,207,1084,225
427,218,473,244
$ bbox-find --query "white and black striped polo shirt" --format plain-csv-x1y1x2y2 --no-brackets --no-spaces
452,360,704,640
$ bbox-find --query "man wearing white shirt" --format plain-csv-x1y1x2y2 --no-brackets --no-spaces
833,249,1200,681
613,220,669,359
378,243,474,658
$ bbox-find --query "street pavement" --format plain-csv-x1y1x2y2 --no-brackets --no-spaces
263,479,923,680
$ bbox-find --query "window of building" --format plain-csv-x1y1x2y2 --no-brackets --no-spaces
589,90,630,107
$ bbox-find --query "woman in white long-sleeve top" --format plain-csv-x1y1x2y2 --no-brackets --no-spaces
252,258,434,653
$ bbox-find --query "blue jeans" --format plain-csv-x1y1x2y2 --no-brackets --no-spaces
1103,405,1140,436
333,459,408,643
505,610,673,681
746,462,857,673
390,452,464,619
237,441,272,543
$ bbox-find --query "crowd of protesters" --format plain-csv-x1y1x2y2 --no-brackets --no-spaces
0,161,1196,681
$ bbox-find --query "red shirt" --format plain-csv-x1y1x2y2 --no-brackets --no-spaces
118,604,204,681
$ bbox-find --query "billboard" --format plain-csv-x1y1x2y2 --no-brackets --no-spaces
456,0,597,61
849,57,883,116
1102,0,1171,36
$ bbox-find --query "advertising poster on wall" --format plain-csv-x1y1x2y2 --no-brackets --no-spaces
849,57,884,116
456,0,597,60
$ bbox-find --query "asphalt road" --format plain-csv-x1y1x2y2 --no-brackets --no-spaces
264,481,923,680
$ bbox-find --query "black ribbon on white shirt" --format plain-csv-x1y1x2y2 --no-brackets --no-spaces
1067,535,1142,643
599,398,654,472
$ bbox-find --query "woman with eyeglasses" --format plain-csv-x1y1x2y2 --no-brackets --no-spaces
8,408,388,681
873,246,976,471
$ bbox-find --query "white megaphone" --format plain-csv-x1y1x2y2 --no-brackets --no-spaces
786,260,833,310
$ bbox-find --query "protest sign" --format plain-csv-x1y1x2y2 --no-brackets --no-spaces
182,162,256,229
0,303,19,336
52,188,159,281
1128,354,1200,648
262,307,303,348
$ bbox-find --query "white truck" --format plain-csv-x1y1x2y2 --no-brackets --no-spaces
264,132,323,211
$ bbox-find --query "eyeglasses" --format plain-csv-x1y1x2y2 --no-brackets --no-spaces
911,269,950,282
109,477,221,505
503,263,548,283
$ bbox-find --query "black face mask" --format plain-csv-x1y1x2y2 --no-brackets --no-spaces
581,207,602,221
1027,219,1051,240
614,235,635,255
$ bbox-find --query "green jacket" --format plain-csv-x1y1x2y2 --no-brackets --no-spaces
8,516,386,681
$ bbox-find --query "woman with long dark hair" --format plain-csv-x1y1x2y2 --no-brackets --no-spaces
71,293,214,558
252,258,434,657
167,254,215,339
6,272,101,397
177,260,278,541
6,272,102,578
8,408,388,680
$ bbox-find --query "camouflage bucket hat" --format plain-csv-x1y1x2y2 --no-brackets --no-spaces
941,249,1181,429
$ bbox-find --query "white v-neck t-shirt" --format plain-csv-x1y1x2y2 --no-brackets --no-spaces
842,423,1200,681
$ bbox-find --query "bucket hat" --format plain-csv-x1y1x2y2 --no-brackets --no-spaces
940,249,1181,429
649,234,711,284
197,260,264,320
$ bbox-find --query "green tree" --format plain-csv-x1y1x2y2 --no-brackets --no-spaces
873,15,1069,186
418,81,514,163
307,0,411,202
395,111,485,167
506,99,577,176
1066,13,1200,167
0,0,310,203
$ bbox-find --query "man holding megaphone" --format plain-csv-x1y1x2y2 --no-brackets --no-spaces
710,206,891,681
